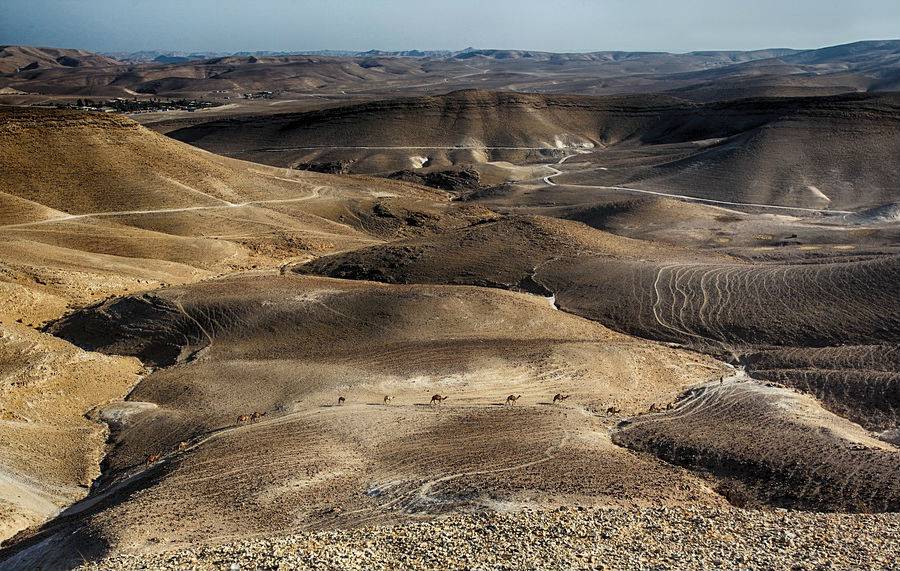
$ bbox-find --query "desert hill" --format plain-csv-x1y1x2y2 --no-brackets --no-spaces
0,53,425,98
6,274,727,568
448,48,800,71
0,322,141,544
614,373,900,511
167,90,900,210
611,104,900,210
9,237,899,565
0,108,484,545
166,89,817,156
294,216,900,350
745,345,900,432
0,108,479,270
289,216,900,513
167,90,683,155
0,107,481,317
658,40,900,101
0,46,120,74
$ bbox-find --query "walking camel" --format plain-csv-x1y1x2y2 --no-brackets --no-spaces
505,394,522,405
606,406,621,416
338,396,346,406
430,394,448,406
552,393,570,404
383,395,394,405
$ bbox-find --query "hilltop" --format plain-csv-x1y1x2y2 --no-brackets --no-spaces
168,90,900,210
0,46,120,74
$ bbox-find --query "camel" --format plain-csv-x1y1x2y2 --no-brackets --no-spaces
383,395,394,405
606,406,621,416
666,402,674,410
430,394,448,406
505,394,522,405
552,393,570,404
649,403,661,413
237,414,251,423
251,411,267,422
338,396,346,405
145,454,161,465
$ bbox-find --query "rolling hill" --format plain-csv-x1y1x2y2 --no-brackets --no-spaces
168,90,900,210
0,46,120,74
0,107,480,545
6,274,727,568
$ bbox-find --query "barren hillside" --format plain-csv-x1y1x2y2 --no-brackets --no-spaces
168,90,900,210
0,46,120,74
0,42,898,569
8,275,727,568
0,108,479,547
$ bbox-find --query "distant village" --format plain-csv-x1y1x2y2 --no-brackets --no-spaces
59,97,224,113
241,90,275,99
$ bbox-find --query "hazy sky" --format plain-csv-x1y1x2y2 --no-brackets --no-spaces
1,0,898,54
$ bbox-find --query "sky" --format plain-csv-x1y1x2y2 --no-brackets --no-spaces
1,0,898,54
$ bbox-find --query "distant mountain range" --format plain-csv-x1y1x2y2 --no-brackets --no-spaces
1,40,898,102
102,48,459,62
103,46,804,63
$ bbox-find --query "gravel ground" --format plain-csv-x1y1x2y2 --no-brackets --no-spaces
77,506,900,570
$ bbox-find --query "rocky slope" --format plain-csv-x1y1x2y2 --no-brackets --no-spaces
72,507,900,571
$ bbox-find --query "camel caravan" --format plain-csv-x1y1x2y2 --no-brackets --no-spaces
237,411,267,423
312,392,671,412
139,391,682,472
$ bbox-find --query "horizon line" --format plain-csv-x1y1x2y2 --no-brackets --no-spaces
5,37,898,58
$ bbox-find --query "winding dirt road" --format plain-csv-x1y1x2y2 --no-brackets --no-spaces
542,153,578,186
537,154,851,214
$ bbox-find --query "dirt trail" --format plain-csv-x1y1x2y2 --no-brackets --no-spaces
565,183,854,214
0,187,323,230
537,150,852,214
542,153,578,186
